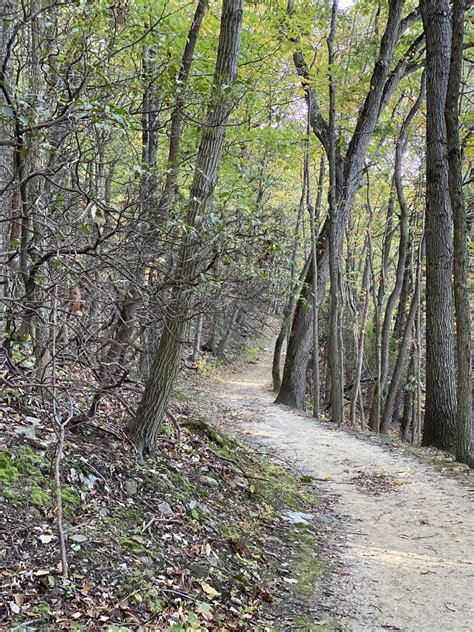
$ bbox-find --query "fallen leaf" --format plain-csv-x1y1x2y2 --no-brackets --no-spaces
39,534,54,544
9,601,21,614
81,579,92,595
200,581,221,600
260,591,273,602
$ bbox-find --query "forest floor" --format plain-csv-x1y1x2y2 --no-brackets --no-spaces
201,345,474,632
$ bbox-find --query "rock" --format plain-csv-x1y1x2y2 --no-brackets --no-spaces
25,416,41,426
157,501,174,517
231,476,248,489
200,475,219,488
13,426,36,438
187,562,209,578
69,534,88,543
124,480,138,495
280,511,314,526
188,499,210,514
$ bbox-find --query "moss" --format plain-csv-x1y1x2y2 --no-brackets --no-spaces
30,486,50,508
121,538,148,556
0,451,20,483
289,529,326,596
16,445,45,471
118,506,142,526
3,485,23,503
61,486,82,515
145,589,165,614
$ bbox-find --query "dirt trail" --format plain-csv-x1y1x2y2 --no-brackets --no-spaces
213,348,474,632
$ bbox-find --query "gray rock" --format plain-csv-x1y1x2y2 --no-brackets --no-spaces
188,499,210,514
158,501,174,516
187,562,209,578
201,475,219,488
124,480,138,495
280,510,314,525
69,534,88,543
25,416,41,426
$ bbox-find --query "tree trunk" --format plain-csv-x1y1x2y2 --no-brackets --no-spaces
445,0,472,465
277,0,406,409
128,0,244,454
216,305,240,358
381,236,424,433
192,312,203,362
157,0,209,218
327,0,344,425
272,168,307,392
0,0,18,336
421,0,457,452
350,248,370,427
310,154,325,417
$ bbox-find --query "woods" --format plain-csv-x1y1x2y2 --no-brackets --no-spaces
1,0,473,628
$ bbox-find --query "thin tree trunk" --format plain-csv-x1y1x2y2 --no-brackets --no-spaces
271,256,311,392
350,249,370,427
192,312,203,362
327,0,344,425
128,0,244,454
381,236,424,433
310,154,325,418
272,166,307,392
0,0,17,335
157,0,209,217
380,75,425,388
445,0,472,465
216,305,240,358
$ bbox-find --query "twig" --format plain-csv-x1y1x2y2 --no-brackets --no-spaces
53,422,68,579
51,284,69,579
166,409,181,439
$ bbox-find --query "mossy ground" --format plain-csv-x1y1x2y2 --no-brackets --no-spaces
1,392,336,630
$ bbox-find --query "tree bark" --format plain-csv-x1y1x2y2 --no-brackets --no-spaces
0,0,18,335
421,0,457,452
157,0,209,218
327,0,344,425
381,236,424,433
445,0,472,465
310,154,325,417
128,0,244,454
277,0,406,409
350,245,370,427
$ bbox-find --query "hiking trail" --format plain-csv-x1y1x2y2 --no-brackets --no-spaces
212,347,474,632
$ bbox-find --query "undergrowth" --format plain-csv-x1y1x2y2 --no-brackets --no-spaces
1,386,334,630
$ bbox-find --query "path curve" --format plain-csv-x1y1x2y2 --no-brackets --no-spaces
213,348,474,632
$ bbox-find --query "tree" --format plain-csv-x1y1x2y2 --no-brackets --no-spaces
0,0,18,333
277,0,412,410
420,0,457,451
326,0,344,424
445,0,473,465
128,0,244,454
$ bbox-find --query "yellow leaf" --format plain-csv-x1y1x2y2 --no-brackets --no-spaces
200,581,221,600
